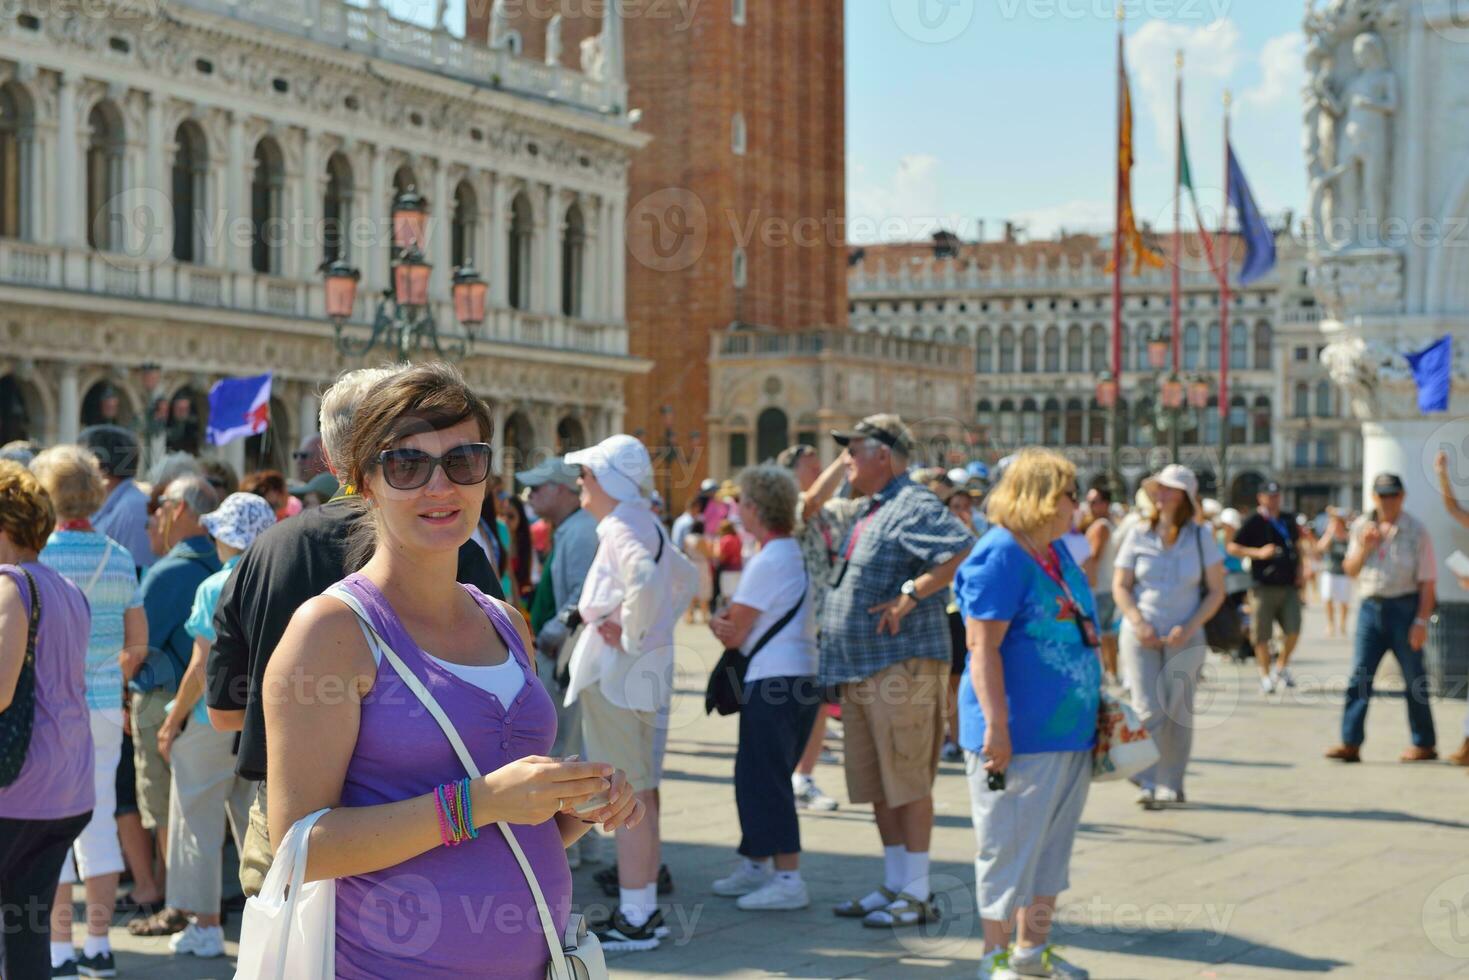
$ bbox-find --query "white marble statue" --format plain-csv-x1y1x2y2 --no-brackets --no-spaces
489,0,510,50
1307,30,1396,250
545,14,562,67
580,32,604,79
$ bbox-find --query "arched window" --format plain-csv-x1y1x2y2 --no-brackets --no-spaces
1294,382,1310,418
1295,440,1310,466
909,324,924,340
1315,380,1334,417
997,398,1017,446
86,102,125,251
0,83,35,240
1043,327,1061,372
1253,395,1271,444
1064,398,1084,445
1088,398,1107,446
560,202,585,317
1183,322,1200,369
1229,321,1247,369
250,138,285,274
732,0,746,24
171,121,207,263
1206,322,1221,369
1204,397,1220,444
452,180,478,271
1229,395,1248,444
1088,324,1106,372
932,326,948,343
976,327,993,373
508,192,533,311
756,407,788,463
323,153,353,264
953,325,970,345
556,417,587,454
732,247,748,288
998,327,1016,373
1133,323,1150,371
731,112,747,155
1253,321,1272,369
977,399,994,443
1020,326,1038,373
1121,324,1133,373
1019,397,1040,445
1066,325,1083,372
1042,397,1061,445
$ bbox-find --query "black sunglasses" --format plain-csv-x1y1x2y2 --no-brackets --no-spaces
376,443,492,491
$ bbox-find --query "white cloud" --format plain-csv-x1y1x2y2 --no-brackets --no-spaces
849,154,973,243
1128,18,1242,168
1241,31,1305,111
1010,199,1114,239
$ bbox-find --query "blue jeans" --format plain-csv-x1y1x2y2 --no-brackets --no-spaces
735,676,820,858
1341,594,1437,748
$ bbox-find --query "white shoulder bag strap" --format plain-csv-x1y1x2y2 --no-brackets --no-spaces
323,586,574,980
82,538,115,597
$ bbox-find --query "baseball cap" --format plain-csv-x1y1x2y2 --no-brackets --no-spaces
79,424,142,479
1372,472,1405,496
202,492,277,550
699,478,719,493
1260,480,1282,495
831,414,914,455
516,458,580,490
289,471,339,499
566,434,653,503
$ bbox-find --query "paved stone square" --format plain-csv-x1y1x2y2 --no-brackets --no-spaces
91,605,1469,978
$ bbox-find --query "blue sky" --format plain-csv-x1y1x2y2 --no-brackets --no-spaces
409,0,1303,245
848,1,1308,243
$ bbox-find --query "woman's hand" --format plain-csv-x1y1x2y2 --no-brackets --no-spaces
1164,625,1188,650
1132,617,1160,649
478,756,612,827
568,768,644,832
156,716,181,764
597,620,623,650
981,724,1011,775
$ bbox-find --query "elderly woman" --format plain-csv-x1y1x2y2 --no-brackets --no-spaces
0,461,94,979
1113,465,1225,810
954,449,1098,980
709,464,820,913
31,445,148,978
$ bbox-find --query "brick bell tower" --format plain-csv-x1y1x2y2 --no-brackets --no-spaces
467,0,847,509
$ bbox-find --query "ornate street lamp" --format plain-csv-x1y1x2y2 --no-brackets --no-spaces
1188,376,1211,409
320,189,486,360
1160,374,1185,410
1095,372,1118,408
1147,330,1170,371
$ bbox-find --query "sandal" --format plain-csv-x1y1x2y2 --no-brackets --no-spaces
126,906,189,936
115,893,162,916
861,892,941,928
832,885,897,918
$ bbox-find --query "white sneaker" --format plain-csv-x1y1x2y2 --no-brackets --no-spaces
1278,667,1296,688
1259,674,1275,694
1152,787,1181,808
736,875,810,911
978,948,1021,979
793,775,839,811
1010,944,1089,979
1135,786,1156,809
712,860,773,897
169,922,225,958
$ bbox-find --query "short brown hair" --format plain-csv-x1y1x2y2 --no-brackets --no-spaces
0,459,56,552
343,362,494,494
30,445,106,520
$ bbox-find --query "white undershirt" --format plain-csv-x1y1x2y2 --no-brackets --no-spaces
423,651,526,705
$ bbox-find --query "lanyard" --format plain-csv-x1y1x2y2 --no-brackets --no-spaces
1017,533,1084,620
843,500,884,561
1261,510,1291,545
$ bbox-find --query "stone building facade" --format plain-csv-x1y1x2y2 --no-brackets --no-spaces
0,0,647,480
847,231,1362,512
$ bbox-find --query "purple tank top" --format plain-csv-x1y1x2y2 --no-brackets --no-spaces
331,574,570,979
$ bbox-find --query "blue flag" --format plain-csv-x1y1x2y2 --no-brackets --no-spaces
206,373,273,446
1227,143,1276,286
1405,336,1452,413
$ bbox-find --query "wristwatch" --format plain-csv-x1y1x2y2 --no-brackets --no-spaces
1413,617,1429,627
900,579,919,601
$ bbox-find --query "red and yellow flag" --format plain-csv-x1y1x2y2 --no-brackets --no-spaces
1109,48,1166,276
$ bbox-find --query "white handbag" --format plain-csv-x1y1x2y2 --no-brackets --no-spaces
326,586,608,980
1092,688,1160,782
233,807,335,980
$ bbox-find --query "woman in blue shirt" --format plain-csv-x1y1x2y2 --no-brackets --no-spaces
954,449,1099,980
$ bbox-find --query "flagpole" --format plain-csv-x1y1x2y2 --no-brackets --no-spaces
1219,90,1232,503
1170,49,1183,465
1109,5,1125,496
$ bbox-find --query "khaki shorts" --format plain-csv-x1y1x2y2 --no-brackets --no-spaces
1250,584,1302,645
841,657,950,809
238,780,272,898
579,684,659,794
129,688,172,832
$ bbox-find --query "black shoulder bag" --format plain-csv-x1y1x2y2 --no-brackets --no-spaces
1195,525,1242,650
0,567,42,787
704,578,807,717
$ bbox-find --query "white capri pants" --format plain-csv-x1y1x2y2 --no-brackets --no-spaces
59,708,124,883
1119,626,1207,796
165,720,252,914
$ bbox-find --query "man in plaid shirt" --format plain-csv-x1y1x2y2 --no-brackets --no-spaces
819,414,974,930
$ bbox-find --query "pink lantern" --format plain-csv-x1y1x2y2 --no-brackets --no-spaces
452,264,488,326
321,259,360,320
1161,376,1185,410
1095,374,1118,408
392,188,429,249
393,246,431,307
1188,378,1210,409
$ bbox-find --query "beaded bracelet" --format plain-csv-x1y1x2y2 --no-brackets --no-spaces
433,784,457,847
459,777,479,840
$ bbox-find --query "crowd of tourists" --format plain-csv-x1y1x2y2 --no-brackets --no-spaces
0,361,1462,980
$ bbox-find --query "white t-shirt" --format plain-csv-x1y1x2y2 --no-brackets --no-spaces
730,537,818,682
423,651,526,707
